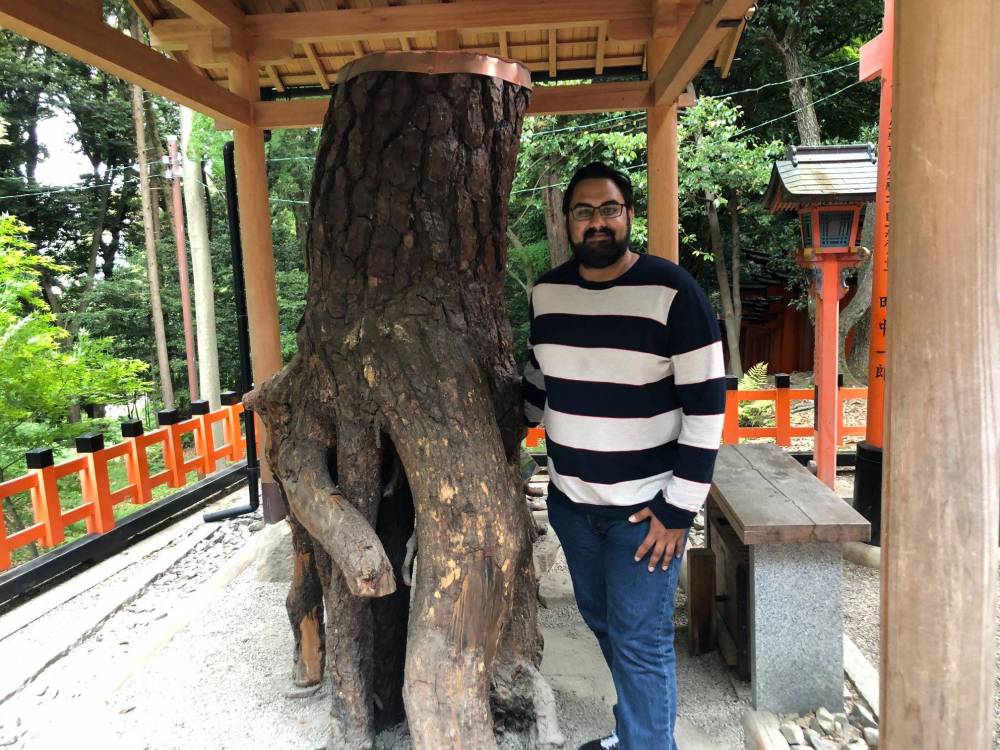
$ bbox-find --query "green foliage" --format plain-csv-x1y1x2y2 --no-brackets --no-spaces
0,215,148,477
737,361,775,428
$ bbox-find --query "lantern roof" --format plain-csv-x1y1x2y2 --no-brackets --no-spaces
763,144,878,212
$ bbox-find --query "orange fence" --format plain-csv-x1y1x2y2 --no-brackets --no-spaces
525,375,868,449
0,393,249,571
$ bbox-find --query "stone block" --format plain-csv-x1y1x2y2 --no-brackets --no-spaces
750,542,844,714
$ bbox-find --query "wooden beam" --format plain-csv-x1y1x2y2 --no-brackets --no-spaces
498,30,508,58
547,29,557,77
714,16,746,78
437,29,460,51
303,43,330,89
228,54,283,485
646,36,678,262
252,81,694,129
170,0,244,30
0,0,251,127
880,0,1000,747
594,22,606,75
65,0,102,19
352,39,366,58
154,0,662,55
651,0,754,105
399,35,411,51
265,64,285,92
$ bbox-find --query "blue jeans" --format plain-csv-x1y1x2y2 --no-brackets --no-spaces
548,499,685,750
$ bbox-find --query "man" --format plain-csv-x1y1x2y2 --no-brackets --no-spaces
521,162,725,750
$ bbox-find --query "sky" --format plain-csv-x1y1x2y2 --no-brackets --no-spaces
34,112,92,187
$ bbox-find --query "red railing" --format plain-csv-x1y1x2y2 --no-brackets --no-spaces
525,376,868,449
0,392,249,571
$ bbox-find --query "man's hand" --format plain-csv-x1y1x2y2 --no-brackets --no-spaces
629,508,686,572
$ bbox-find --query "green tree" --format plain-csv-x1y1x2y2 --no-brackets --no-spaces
0,215,148,543
678,97,783,375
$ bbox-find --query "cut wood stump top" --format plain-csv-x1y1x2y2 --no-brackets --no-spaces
710,444,870,546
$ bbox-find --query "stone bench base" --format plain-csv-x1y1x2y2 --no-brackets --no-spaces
751,542,843,714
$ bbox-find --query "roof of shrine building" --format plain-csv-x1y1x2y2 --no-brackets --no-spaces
764,144,879,211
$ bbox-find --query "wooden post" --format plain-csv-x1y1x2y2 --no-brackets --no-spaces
228,54,283,491
880,1,1000,747
646,37,679,262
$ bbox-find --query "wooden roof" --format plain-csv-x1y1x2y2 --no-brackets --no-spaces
138,0,691,92
0,0,757,128
764,144,878,211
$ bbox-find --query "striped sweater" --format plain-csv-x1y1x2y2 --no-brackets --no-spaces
521,253,726,529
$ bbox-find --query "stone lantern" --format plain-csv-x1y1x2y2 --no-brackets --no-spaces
763,144,877,488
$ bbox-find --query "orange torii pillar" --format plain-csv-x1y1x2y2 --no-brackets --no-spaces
852,0,893,545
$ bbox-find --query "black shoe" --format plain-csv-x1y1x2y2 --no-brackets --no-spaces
579,731,619,750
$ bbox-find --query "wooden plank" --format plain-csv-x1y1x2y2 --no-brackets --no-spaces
303,42,330,88
169,0,243,30
594,22,606,74
152,1,662,53
253,80,658,128
880,1,1000,746
710,444,870,544
547,28,557,76
733,444,870,542
264,63,285,91
686,548,716,656
651,0,753,105
0,0,251,127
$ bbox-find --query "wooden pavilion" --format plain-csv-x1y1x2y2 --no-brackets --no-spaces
0,1,997,747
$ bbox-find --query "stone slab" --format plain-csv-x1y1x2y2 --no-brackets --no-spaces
843,634,880,718
750,542,843,714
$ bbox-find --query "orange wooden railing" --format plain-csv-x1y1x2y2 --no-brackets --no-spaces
524,375,868,450
0,392,249,571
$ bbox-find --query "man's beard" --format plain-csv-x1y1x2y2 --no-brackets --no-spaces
568,219,631,269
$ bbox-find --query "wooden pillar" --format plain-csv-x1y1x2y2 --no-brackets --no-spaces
880,2,1000,747
228,55,283,489
646,37,679,262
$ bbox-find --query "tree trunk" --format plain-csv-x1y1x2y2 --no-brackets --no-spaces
769,22,822,147
128,10,173,409
706,194,741,375
541,163,570,268
838,202,877,384
250,61,560,750
180,107,222,425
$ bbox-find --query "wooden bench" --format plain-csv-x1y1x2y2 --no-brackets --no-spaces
690,443,870,715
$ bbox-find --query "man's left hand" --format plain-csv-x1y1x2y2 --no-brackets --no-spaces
629,508,686,572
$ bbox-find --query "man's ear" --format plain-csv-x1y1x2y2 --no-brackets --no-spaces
628,206,636,221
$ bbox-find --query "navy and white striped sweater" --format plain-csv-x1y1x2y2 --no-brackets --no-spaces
521,253,726,529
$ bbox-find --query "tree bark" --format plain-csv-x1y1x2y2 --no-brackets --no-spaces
541,162,570,268
180,107,222,426
128,10,173,409
762,21,822,147
706,193,741,375
250,64,559,750
838,202,876,384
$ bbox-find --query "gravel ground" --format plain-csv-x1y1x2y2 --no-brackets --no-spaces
0,497,266,750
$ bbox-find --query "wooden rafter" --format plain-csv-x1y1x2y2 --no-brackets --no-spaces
151,0,661,56
594,22,606,75
265,63,285,91
303,42,330,88
498,30,508,58
0,0,250,126
169,0,244,30
547,29,557,77
651,0,753,105
399,36,411,51
251,81,696,129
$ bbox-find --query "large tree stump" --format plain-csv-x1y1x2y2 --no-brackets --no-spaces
249,53,562,750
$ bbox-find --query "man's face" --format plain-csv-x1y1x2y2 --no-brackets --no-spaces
565,177,634,269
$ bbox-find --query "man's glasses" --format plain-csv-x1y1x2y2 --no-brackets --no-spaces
569,202,626,222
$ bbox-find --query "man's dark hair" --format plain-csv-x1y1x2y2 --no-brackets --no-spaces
561,161,634,215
